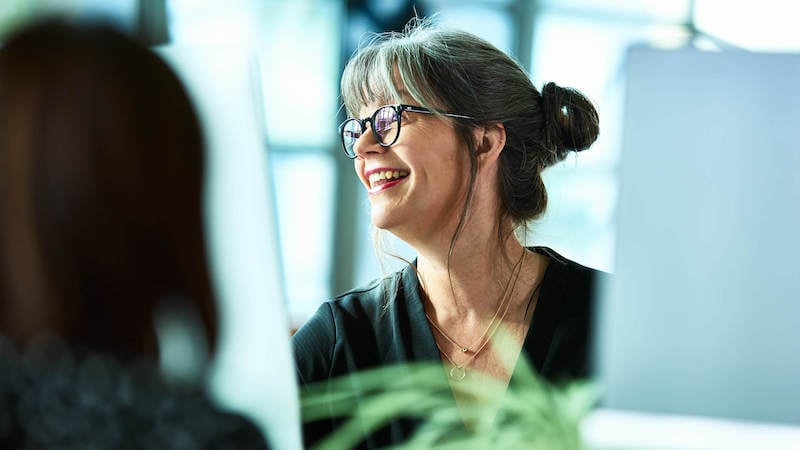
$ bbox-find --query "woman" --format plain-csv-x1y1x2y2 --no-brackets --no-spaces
293,19,602,447
0,19,269,449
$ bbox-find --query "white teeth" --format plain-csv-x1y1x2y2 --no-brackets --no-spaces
368,170,408,186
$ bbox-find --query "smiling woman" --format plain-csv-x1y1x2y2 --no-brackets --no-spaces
292,17,604,449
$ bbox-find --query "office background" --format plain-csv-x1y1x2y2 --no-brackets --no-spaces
2,2,799,449
2,0,797,326
165,0,799,327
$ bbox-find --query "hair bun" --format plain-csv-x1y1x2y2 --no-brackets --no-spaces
540,82,599,161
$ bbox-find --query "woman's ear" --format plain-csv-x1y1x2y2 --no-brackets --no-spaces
474,122,506,165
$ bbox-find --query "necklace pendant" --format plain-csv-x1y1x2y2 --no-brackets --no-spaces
461,347,469,353
449,365,466,381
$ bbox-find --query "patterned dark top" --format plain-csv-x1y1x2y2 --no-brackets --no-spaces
0,337,270,450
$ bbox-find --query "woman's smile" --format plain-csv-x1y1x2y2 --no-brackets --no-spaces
365,167,410,194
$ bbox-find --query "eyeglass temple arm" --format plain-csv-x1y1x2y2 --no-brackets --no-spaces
400,104,473,120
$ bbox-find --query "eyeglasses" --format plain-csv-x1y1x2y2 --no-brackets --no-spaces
338,104,472,159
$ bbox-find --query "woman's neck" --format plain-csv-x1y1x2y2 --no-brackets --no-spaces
394,168,540,318
415,222,527,318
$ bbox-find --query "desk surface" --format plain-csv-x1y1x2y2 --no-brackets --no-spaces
583,409,800,450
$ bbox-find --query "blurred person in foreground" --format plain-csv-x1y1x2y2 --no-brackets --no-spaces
293,17,604,448
0,18,269,449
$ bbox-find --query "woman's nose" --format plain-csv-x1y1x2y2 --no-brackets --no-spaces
353,126,387,158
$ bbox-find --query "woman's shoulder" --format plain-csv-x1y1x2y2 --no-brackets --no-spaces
292,266,409,347
292,265,418,385
532,246,603,273
530,246,607,315
0,338,270,449
526,247,605,379
532,246,607,287
324,266,411,317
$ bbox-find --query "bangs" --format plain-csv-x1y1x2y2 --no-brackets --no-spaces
340,30,446,118
341,44,398,117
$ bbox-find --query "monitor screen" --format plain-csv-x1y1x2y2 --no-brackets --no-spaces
157,46,300,450
596,46,800,426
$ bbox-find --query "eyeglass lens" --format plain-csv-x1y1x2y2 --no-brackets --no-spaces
341,106,400,156
373,106,398,142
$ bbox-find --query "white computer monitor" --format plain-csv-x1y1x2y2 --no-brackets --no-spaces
157,46,300,450
596,46,800,429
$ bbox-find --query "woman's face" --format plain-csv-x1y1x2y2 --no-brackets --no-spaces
352,99,471,242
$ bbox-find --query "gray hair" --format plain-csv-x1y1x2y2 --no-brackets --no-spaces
341,17,599,248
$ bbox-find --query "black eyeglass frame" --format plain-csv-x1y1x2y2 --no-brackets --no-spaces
338,104,473,159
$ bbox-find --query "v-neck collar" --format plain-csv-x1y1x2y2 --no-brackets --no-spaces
399,247,567,374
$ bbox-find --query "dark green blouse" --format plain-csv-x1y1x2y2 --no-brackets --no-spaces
292,247,603,448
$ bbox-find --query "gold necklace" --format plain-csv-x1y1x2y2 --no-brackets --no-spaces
426,250,526,381
425,250,524,354
436,301,507,381
439,274,543,381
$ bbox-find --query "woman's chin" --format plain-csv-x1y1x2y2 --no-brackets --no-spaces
370,213,396,231
369,206,406,233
